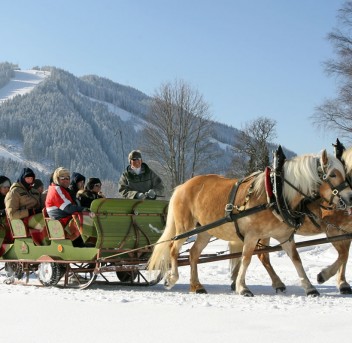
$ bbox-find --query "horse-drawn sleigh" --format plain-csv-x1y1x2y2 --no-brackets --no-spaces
1,143,352,297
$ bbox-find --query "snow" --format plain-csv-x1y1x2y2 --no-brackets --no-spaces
1,237,352,343
0,69,49,103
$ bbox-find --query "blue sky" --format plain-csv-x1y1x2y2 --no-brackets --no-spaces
1,0,347,155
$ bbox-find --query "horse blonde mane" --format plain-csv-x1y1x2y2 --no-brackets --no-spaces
283,152,344,204
252,152,345,206
342,146,352,176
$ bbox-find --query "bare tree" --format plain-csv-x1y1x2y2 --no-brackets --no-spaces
232,116,277,176
143,80,213,189
312,2,352,140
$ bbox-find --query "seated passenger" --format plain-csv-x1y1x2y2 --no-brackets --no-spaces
33,179,46,208
45,167,91,247
77,177,105,208
5,168,43,229
0,175,11,218
68,172,86,205
0,176,11,244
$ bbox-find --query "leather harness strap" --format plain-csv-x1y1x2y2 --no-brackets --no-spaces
225,179,245,241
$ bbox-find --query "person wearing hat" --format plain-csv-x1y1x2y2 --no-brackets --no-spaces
68,172,86,205
0,175,12,244
118,150,164,200
5,167,42,222
0,175,11,218
32,179,46,208
77,177,105,208
45,167,91,247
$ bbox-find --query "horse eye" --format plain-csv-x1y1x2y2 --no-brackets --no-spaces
330,173,337,178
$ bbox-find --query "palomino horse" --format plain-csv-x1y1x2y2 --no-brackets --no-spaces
148,150,352,296
229,144,352,295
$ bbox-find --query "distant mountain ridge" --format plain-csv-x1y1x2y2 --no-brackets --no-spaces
0,63,295,193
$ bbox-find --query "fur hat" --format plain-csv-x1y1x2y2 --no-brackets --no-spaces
0,175,11,188
128,150,142,161
53,167,70,185
86,177,101,191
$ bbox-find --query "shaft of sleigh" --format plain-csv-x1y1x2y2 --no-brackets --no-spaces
177,233,352,266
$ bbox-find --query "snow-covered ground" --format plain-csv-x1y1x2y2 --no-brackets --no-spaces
1,237,352,343
0,69,48,103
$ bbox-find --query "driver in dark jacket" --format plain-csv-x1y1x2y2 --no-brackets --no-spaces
118,150,164,200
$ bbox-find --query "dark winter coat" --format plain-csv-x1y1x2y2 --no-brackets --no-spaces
118,162,164,199
77,189,104,208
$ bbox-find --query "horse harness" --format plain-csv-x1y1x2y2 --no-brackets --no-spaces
225,146,351,242
172,146,350,243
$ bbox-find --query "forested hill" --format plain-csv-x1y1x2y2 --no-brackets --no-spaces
0,63,294,192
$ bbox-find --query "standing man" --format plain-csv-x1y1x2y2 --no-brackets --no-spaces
118,150,164,200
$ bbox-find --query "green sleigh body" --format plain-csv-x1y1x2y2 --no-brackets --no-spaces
0,198,168,288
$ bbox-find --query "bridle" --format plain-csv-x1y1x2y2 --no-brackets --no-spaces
317,161,351,210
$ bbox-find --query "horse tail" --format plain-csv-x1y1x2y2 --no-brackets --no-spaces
147,191,178,276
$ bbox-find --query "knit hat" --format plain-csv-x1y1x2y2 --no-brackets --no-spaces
0,175,11,188
17,167,35,190
128,150,142,161
86,177,101,191
53,167,70,185
71,172,86,184
32,179,44,189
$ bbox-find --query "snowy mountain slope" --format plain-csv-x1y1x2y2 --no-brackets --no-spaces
0,70,53,175
0,69,49,103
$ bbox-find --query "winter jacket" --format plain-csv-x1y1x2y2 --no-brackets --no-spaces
68,172,86,204
118,162,164,199
77,189,104,208
5,182,41,220
45,183,85,226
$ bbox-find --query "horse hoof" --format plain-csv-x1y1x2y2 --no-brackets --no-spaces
276,286,286,293
307,289,320,297
195,288,207,294
240,290,254,297
340,286,352,295
317,272,325,284
230,282,236,291
164,280,174,290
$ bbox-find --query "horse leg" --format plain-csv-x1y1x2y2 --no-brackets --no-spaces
164,238,186,290
280,240,319,296
229,241,243,291
236,238,258,297
229,239,286,293
257,251,286,293
336,259,352,294
317,239,352,294
188,232,212,294
256,238,286,293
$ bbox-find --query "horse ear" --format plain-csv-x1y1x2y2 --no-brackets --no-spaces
332,138,346,161
321,149,328,166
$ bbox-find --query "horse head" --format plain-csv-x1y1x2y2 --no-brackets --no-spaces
283,150,352,210
316,149,352,210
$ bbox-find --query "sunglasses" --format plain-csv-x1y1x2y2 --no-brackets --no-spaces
131,158,141,161
59,176,70,181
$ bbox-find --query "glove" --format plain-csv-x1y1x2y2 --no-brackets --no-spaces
145,189,156,200
0,209,6,217
135,192,146,200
